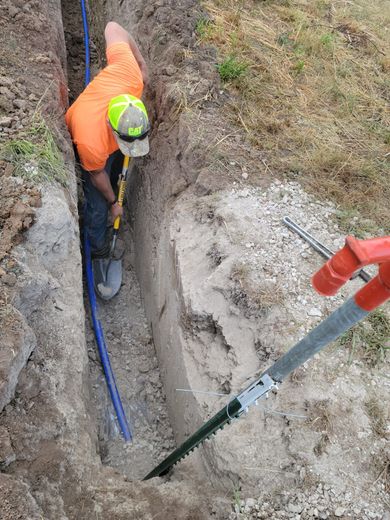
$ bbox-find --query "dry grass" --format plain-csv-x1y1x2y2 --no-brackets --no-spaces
197,0,390,233
372,449,390,495
0,113,67,186
339,309,390,366
305,399,334,456
308,398,333,433
365,395,389,439
230,261,284,317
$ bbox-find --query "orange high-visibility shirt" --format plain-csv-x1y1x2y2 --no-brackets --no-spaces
65,42,143,171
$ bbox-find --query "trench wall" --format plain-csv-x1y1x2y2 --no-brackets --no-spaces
0,0,102,516
88,0,254,490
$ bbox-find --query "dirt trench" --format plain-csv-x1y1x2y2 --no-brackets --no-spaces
0,0,223,517
78,0,390,515
1,0,389,518
62,0,179,482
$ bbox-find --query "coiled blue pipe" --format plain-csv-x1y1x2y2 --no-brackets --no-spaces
80,0,132,442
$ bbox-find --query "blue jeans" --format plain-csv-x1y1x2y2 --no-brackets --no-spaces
82,150,124,254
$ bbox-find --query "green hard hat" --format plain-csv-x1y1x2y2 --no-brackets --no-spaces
108,94,150,157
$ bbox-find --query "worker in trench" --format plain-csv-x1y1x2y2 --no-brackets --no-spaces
65,21,150,259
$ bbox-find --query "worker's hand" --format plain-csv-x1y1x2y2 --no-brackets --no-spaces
110,202,123,221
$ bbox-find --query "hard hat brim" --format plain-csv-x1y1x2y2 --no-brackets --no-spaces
114,133,149,158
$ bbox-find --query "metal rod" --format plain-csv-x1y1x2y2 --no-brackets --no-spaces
283,217,371,283
267,297,367,382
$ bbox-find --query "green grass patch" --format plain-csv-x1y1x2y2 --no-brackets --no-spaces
0,114,67,186
195,16,214,39
217,55,248,82
292,59,305,74
320,32,334,49
277,32,294,48
339,309,390,366
199,0,390,230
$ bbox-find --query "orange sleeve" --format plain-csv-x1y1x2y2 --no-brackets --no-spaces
106,42,134,65
76,142,108,171
105,42,144,98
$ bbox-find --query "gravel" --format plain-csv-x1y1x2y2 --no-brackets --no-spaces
229,483,387,519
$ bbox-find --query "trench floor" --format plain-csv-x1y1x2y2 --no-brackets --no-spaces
86,218,176,479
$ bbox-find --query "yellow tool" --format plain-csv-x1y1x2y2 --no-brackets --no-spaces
94,155,131,300
109,155,130,258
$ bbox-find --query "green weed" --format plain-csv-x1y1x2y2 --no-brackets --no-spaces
320,32,334,49
0,114,67,186
195,17,214,39
292,59,305,74
232,487,242,512
277,32,294,48
217,56,248,82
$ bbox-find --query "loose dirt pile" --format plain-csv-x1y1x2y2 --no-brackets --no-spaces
171,181,389,517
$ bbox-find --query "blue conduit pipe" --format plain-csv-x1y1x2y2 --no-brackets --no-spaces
84,237,132,441
80,0,132,442
80,0,91,85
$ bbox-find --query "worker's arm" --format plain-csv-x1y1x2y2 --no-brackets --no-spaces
90,169,123,219
104,21,149,86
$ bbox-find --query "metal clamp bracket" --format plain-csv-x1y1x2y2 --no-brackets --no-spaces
236,373,278,415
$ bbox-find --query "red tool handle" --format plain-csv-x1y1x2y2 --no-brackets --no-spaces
312,236,390,311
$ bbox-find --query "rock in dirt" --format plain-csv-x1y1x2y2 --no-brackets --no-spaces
0,76,12,87
0,86,15,100
308,307,322,317
0,306,36,412
13,99,27,110
245,498,256,508
8,5,20,18
0,116,13,127
288,502,303,514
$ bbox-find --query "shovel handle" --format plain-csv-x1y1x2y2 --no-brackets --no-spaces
113,156,130,230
